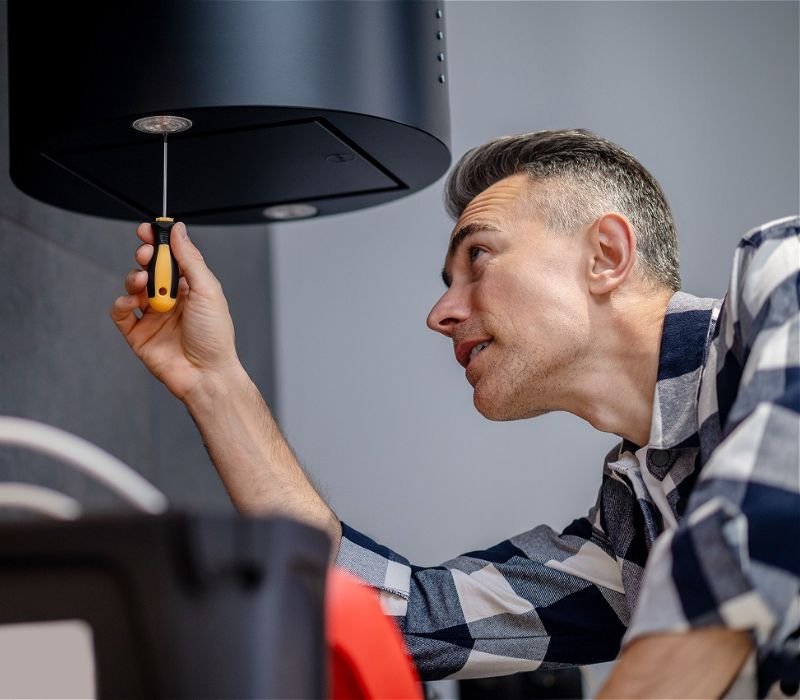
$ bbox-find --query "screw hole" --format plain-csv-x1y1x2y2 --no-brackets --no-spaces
159,287,168,296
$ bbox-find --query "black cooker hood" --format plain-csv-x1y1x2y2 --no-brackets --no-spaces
8,1,451,224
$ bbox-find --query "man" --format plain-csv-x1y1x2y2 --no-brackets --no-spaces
111,130,799,698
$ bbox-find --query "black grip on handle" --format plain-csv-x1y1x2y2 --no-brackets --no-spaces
147,220,180,311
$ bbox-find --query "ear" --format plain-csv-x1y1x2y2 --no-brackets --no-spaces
586,213,637,295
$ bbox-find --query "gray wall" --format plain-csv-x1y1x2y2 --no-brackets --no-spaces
271,1,799,567
0,4,277,512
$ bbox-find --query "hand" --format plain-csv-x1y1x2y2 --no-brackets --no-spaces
597,628,753,699
111,222,241,401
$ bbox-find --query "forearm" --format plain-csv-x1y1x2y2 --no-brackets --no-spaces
597,628,753,699
184,365,342,553
112,224,341,554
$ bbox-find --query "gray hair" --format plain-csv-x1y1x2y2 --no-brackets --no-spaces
444,129,681,292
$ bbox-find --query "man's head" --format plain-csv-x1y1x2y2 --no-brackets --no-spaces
427,129,680,422
445,129,680,291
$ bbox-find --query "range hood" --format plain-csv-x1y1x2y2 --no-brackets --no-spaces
7,1,451,224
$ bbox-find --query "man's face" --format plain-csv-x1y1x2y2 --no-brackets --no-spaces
427,173,591,420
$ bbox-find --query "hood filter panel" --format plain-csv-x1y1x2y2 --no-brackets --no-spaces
46,118,403,224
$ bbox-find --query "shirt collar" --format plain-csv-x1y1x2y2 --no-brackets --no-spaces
646,291,722,450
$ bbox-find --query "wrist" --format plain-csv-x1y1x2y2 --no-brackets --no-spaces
181,362,251,414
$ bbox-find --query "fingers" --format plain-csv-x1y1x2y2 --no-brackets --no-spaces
115,222,217,342
134,221,217,292
136,243,153,268
168,222,220,291
110,293,143,338
112,223,179,340
125,269,147,295
136,222,155,245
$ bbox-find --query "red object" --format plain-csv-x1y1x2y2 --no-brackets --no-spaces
327,569,423,699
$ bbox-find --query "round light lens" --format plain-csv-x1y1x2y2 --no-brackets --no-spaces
132,115,193,134
262,203,319,221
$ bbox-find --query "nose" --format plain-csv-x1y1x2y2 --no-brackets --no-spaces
426,287,470,337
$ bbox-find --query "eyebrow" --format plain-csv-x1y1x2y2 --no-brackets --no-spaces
441,222,501,287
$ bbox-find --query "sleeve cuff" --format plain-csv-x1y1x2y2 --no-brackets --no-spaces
335,522,412,599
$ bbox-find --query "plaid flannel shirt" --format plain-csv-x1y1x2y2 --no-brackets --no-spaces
335,216,800,698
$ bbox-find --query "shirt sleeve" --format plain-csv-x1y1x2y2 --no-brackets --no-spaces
335,505,630,681
624,218,800,688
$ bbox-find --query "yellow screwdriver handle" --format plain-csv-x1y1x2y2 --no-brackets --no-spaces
147,217,179,312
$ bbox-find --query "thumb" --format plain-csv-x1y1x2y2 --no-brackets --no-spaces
169,222,217,290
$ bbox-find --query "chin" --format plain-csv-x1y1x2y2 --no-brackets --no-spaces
473,385,551,422
473,401,508,421
473,389,524,422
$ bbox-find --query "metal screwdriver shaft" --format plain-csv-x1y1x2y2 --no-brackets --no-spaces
162,133,168,218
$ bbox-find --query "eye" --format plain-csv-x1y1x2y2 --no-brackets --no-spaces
468,246,485,263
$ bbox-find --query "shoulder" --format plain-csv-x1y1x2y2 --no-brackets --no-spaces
738,215,799,251
731,216,799,301
723,216,799,332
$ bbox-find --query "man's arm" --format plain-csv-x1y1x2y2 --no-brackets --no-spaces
597,628,753,699
337,510,630,679
183,363,342,546
111,222,341,551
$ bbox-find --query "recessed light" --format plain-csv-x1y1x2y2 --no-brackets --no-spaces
262,203,319,220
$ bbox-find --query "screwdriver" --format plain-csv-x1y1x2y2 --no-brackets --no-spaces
131,115,193,312
147,133,179,312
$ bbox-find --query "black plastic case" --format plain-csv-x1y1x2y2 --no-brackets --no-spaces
0,513,330,698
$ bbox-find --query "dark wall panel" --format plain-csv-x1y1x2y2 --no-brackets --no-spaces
0,6,277,514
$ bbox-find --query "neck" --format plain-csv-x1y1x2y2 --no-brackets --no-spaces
567,286,673,447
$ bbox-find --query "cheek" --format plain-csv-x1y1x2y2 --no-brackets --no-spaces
475,247,586,336
502,276,585,343
482,285,549,343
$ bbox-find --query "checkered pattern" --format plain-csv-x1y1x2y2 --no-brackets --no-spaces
336,216,800,697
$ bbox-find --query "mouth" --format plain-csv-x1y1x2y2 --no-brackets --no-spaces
456,338,493,368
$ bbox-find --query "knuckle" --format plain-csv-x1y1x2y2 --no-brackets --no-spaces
189,247,205,264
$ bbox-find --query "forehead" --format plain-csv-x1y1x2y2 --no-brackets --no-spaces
450,173,531,242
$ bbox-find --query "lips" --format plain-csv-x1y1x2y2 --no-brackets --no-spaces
455,338,493,368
